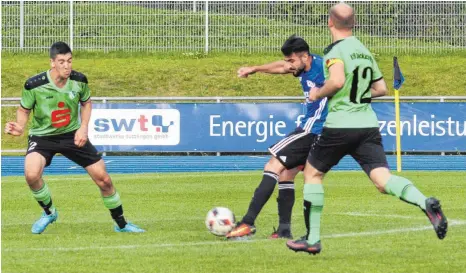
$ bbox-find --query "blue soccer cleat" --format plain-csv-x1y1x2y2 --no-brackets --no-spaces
114,222,145,233
31,210,58,234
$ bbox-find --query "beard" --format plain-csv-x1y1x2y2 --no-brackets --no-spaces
293,66,305,77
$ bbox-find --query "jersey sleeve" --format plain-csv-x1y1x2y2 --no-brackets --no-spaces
324,47,344,69
371,60,383,81
80,83,91,102
20,87,35,110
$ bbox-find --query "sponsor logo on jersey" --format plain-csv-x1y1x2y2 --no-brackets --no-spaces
51,102,71,128
69,91,77,100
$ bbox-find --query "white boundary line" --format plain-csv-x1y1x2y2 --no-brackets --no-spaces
0,212,430,226
3,220,465,253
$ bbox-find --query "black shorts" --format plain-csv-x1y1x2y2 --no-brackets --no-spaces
308,127,388,175
268,127,319,170
26,130,102,168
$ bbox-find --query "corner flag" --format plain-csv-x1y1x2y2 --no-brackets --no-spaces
393,57,405,90
393,57,404,172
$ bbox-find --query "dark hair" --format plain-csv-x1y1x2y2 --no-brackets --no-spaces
281,35,309,56
50,42,72,59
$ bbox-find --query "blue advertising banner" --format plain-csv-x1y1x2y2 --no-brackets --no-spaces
89,103,466,152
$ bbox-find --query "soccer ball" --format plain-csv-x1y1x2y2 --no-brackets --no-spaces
205,207,236,236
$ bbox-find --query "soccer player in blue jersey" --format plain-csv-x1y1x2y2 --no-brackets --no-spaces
226,35,328,240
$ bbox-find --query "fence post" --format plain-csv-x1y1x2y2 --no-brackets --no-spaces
204,0,209,53
216,97,221,156
102,98,107,156
20,0,24,49
193,0,196,12
69,0,74,50
440,97,445,155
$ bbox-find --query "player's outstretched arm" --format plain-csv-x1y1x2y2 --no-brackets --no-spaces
237,61,295,78
370,78,388,98
4,107,30,136
310,62,345,101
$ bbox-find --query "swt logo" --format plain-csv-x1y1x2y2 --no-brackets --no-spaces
94,114,174,132
89,109,181,146
51,102,71,128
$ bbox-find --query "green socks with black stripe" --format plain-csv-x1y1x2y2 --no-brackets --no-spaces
103,191,128,229
31,182,55,215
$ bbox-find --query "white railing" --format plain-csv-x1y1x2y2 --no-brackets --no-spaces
2,96,466,106
2,1,465,53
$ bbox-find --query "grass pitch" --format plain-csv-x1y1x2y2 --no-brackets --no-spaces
2,171,465,273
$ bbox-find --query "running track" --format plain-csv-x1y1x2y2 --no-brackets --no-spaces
1,155,464,176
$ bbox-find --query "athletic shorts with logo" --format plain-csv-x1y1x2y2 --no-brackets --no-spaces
26,130,101,168
268,127,319,170
308,127,388,175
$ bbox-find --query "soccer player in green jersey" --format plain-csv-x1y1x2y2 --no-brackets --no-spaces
286,3,447,255
4,42,145,234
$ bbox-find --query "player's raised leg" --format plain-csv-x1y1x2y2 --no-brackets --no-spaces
369,167,448,239
348,126,448,240
270,167,300,239
85,159,145,233
26,152,58,234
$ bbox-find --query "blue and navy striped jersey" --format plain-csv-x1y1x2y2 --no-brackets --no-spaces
297,54,328,135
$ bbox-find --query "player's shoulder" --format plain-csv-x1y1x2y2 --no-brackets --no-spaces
24,71,49,90
70,70,88,84
310,54,324,67
323,39,344,56
309,53,323,62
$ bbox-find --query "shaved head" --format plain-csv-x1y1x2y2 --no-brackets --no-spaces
329,3,355,30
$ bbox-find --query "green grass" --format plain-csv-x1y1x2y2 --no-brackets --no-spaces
2,171,465,273
2,52,466,151
3,52,466,98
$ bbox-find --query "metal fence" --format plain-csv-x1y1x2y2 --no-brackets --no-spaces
2,1,465,53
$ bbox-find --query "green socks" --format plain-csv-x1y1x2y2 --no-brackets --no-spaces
304,184,324,245
384,175,427,210
102,191,122,209
103,191,128,229
31,183,55,215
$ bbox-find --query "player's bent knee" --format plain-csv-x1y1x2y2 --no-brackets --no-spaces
101,174,113,186
279,168,300,182
264,157,285,173
369,167,391,194
95,174,113,191
24,171,42,184
303,162,324,178
374,183,386,193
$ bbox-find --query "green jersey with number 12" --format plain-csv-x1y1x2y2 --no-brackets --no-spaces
323,36,383,128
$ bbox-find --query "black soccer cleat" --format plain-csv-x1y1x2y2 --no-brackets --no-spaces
423,197,448,240
286,236,321,255
269,227,293,239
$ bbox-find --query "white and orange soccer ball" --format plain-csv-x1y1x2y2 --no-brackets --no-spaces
205,207,236,236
